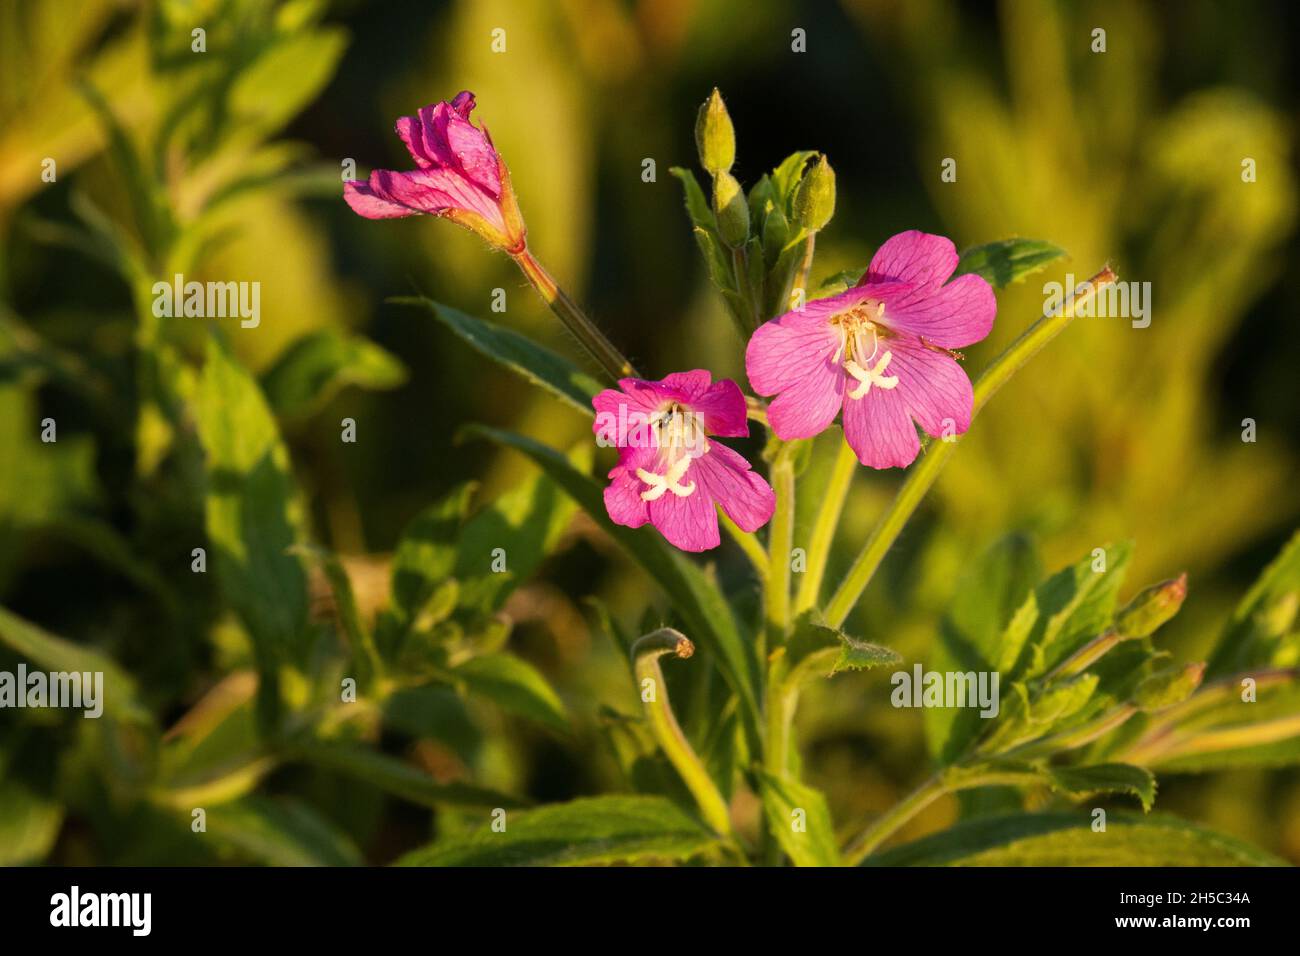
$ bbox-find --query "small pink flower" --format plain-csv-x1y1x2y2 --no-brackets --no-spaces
344,91,526,253
593,371,775,553
745,230,996,469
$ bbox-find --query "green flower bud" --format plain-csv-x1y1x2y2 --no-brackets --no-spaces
1115,573,1188,638
712,170,750,247
1134,662,1205,712
793,154,836,232
695,88,735,175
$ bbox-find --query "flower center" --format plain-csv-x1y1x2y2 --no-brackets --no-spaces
636,405,705,501
831,301,899,400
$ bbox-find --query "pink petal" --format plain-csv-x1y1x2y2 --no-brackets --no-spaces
365,168,506,231
343,179,418,219
449,91,477,118
442,109,502,196
395,115,436,169
874,273,996,349
887,340,974,436
683,376,749,438
694,443,775,533
841,380,921,469
745,310,843,440
603,461,651,530
863,231,958,292
647,459,720,552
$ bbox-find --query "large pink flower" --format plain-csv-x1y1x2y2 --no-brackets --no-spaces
343,91,526,252
745,230,996,469
593,371,775,553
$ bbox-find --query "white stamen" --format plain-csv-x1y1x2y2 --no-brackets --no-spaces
845,350,899,400
636,455,696,501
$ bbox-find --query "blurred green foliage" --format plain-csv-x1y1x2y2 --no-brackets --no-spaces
0,0,1297,864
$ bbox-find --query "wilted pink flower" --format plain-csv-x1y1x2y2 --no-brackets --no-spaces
343,91,526,253
593,371,775,553
745,230,996,469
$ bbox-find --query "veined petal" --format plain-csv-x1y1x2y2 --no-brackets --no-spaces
873,273,996,349
746,311,842,440
694,443,775,533
343,179,419,219
647,461,720,552
604,463,651,530
841,378,921,469
888,339,974,436
863,230,959,291
679,375,749,437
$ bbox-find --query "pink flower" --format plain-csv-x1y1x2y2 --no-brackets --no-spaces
745,230,996,469
343,91,527,253
593,371,775,553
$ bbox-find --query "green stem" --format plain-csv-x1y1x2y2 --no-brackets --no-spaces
513,248,638,381
765,452,797,645
823,267,1117,629
842,764,1044,865
794,439,857,614
632,629,734,837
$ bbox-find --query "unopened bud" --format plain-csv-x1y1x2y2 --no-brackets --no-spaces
695,88,735,175
1134,662,1204,712
1115,573,1187,638
713,170,750,247
793,154,836,232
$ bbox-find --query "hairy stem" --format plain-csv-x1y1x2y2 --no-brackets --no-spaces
824,267,1117,629
513,248,639,381
765,452,797,645
794,439,857,614
632,629,734,837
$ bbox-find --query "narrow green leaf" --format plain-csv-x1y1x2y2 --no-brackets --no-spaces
227,29,348,138
785,615,901,685
393,297,601,415
209,796,362,867
954,238,1068,289
928,533,1042,763
1207,529,1300,676
1046,764,1157,812
261,329,406,420
291,741,529,809
758,771,841,866
387,483,475,634
397,795,720,866
864,811,1286,866
0,605,146,721
453,652,568,732
668,166,717,231
196,334,309,727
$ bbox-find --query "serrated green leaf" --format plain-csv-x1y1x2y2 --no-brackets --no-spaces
1017,542,1134,678
393,297,601,416
261,329,406,420
954,238,1068,289
397,795,720,866
864,812,1284,866
758,771,841,866
461,426,761,744
1046,763,1157,812
453,652,568,732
